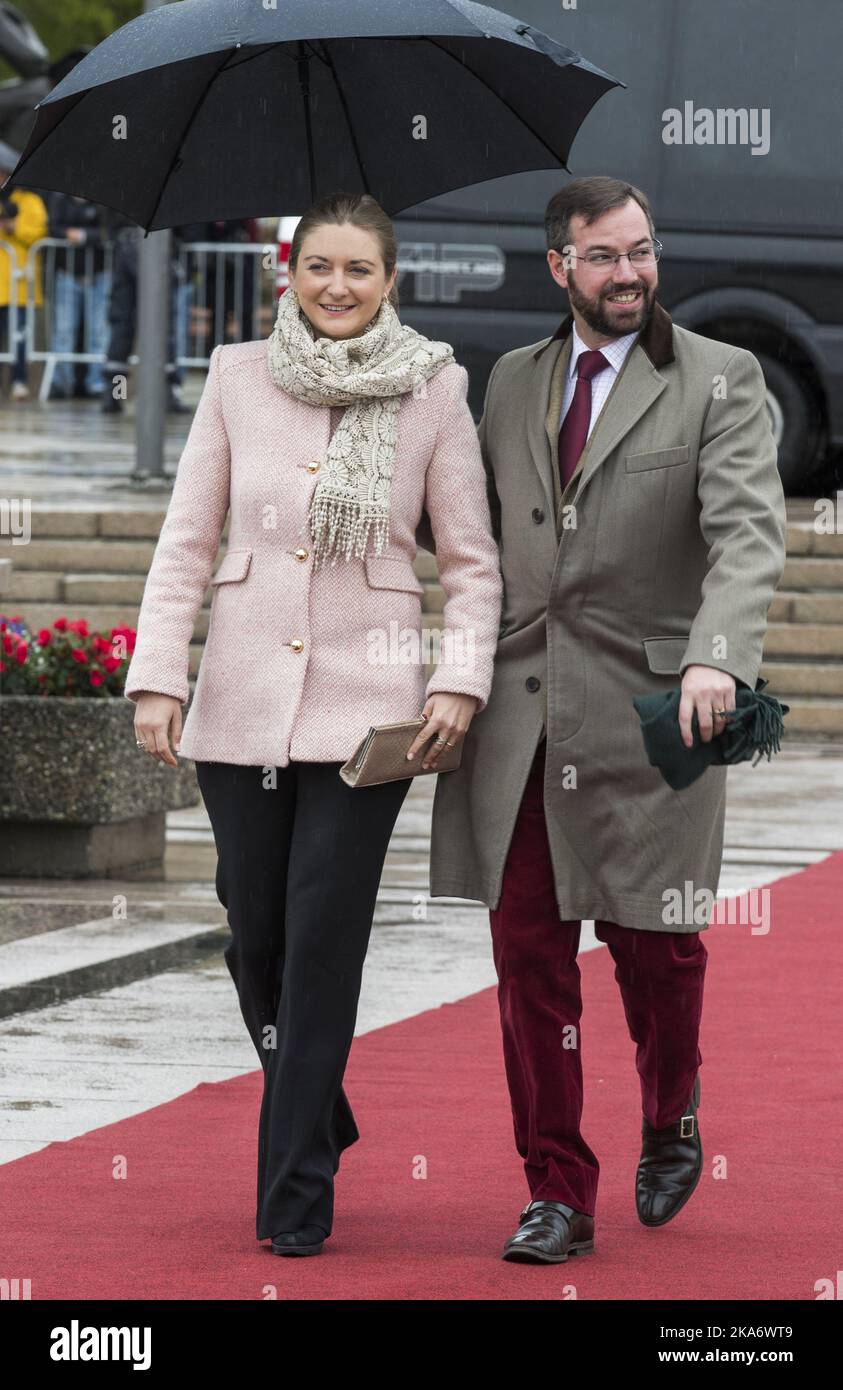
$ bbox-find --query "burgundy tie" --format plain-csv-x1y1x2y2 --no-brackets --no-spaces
557,349,610,492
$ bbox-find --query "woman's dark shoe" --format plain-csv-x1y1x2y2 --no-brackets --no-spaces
636,1073,702,1227
270,1224,327,1257
501,1200,595,1263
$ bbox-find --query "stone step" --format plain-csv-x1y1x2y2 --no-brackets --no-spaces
763,623,843,658
0,538,162,573
3,600,212,641
23,506,170,539
2,549,439,595
769,592,843,624
3,589,447,643
13,509,839,548
761,661,843,696
785,521,843,556
4,568,196,606
775,697,843,737
780,556,843,589
0,914,227,1020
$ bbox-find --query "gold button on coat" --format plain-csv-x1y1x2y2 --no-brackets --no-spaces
307,460,320,472
294,548,308,561
290,638,304,652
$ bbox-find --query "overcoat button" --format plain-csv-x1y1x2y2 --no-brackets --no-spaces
532,508,545,523
307,460,320,472
290,638,304,652
526,676,540,692
294,548,308,560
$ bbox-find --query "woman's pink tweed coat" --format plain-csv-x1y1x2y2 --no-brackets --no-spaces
123,340,503,767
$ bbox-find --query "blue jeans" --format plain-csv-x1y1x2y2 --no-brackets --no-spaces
50,269,108,393
0,304,27,384
172,279,193,388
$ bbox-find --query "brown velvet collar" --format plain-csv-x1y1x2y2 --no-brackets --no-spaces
534,296,675,368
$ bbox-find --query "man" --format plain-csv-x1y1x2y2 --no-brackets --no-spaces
45,192,108,399
427,176,787,1263
99,208,189,415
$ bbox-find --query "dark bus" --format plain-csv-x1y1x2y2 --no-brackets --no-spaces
394,0,843,492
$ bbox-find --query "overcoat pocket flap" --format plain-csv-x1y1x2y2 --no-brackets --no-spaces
642,636,690,674
364,555,424,594
210,548,253,584
625,444,690,472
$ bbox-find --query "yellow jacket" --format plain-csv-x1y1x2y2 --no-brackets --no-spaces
0,188,48,308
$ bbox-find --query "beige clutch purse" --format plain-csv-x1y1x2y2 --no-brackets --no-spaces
339,717,463,787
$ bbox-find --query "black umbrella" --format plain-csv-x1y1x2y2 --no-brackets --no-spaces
3,0,624,229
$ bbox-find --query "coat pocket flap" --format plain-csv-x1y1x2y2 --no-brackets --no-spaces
364,555,424,594
210,548,253,584
625,444,690,472
642,636,690,674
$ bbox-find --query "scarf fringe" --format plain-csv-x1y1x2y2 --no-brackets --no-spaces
310,493,390,567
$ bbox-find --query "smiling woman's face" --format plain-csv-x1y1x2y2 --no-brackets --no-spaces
288,222,397,340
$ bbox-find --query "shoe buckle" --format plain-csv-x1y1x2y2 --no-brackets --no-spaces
679,1115,695,1138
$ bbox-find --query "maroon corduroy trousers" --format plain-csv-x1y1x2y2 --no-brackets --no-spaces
489,737,707,1216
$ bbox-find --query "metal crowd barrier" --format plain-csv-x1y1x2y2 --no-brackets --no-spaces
0,236,279,399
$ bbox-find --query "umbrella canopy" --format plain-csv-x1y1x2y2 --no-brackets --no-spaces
3,0,624,229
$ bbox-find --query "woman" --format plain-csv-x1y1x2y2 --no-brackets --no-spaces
124,192,503,1256
0,142,48,402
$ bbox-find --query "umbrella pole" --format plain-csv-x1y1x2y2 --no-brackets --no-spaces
133,0,173,483
296,43,317,204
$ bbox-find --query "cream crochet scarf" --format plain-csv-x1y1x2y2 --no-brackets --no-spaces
267,284,454,567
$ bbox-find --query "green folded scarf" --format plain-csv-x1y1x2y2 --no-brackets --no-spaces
632,678,789,790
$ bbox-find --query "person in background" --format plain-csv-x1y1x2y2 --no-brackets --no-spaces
0,139,47,401
99,207,190,415
45,191,108,399
179,218,258,353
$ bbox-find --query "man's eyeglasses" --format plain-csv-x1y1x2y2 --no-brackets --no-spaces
568,239,663,270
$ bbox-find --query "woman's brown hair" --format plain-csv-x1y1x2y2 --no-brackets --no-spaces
288,192,400,309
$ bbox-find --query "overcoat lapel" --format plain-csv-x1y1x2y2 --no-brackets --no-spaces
527,299,678,525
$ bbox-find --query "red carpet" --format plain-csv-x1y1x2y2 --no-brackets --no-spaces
2,852,840,1300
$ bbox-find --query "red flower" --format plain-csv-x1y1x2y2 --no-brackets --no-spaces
0,659,5,673
14,641,28,664
37,628,52,645
89,669,105,687
2,633,12,655
53,617,68,631
102,656,122,673
71,648,88,665
68,619,89,637
110,623,137,652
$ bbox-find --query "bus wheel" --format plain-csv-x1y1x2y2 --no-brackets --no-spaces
754,351,822,492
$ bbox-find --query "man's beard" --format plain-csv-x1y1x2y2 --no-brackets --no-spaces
566,272,656,338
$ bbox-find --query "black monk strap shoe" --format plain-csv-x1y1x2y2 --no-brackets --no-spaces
501,1199,595,1263
271,1225,327,1256
636,1072,702,1227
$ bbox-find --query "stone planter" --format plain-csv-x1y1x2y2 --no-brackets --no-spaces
0,695,200,878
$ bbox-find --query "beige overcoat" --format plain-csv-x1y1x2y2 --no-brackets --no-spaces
427,301,787,932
